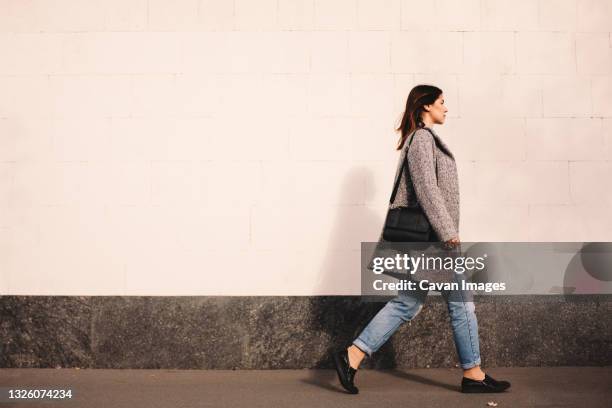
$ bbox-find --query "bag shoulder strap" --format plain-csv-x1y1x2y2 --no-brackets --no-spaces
389,127,439,205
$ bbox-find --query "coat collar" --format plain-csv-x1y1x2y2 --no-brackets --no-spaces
421,126,455,160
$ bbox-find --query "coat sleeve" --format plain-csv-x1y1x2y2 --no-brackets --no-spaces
406,130,457,242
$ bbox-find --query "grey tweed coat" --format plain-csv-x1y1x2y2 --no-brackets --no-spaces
368,126,460,283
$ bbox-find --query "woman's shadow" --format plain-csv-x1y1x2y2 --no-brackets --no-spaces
301,166,457,393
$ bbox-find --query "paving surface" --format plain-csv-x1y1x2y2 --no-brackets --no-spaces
0,367,610,407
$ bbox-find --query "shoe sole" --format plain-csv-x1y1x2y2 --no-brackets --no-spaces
461,385,510,393
332,352,359,394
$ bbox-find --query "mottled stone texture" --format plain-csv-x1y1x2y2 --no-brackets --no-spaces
0,296,610,369
0,296,93,368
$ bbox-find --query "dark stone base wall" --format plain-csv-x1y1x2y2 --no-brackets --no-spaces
0,295,610,369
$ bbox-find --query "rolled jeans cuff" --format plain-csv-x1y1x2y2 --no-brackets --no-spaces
460,357,481,370
352,339,373,358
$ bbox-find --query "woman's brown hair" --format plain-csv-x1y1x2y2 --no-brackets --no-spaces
395,84,443,151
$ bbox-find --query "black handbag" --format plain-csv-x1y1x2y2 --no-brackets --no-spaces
382,128,439,242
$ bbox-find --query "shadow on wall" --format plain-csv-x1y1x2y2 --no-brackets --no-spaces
305,165,401,371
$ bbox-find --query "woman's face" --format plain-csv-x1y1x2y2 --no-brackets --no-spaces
424,94,448,124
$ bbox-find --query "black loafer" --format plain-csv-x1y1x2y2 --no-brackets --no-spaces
461,373,511,393
332,349,359,394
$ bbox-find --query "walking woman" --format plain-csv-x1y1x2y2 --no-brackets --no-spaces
332,85,511,394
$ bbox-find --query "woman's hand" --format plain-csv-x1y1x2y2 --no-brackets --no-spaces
444,236,460,250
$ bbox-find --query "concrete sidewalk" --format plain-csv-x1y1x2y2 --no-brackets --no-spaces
0,367,610,407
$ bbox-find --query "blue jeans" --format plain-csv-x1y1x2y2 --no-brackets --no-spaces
353,273,481,370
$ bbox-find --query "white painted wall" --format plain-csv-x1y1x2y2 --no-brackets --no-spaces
0,0,610,295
